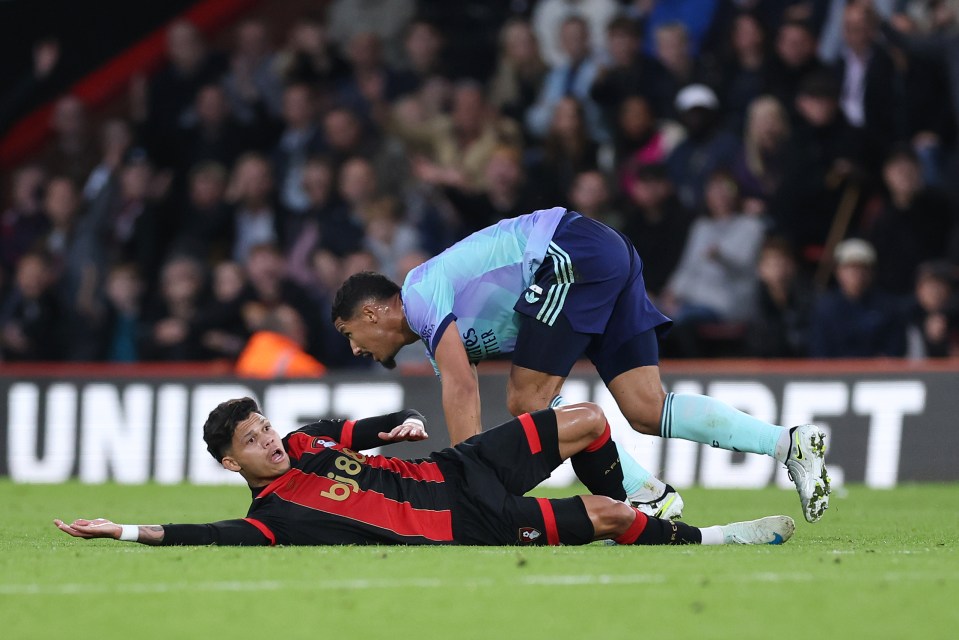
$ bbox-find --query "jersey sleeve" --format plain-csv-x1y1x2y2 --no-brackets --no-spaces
283,410,427,453
160,519,270,546
402,273,457,357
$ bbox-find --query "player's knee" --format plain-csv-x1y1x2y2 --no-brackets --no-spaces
576,402,607,440
593,498,635,537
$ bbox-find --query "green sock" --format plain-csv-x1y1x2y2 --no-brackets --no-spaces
661,393,783,457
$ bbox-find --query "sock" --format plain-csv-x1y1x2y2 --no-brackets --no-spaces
699,525,724,545
571,423,627,501
550,395,665,500
661,392,784,458
615,507,702,545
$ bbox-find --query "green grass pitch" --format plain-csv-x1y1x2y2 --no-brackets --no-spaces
2,481,957,640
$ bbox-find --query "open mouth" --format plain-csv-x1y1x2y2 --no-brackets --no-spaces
271,448,284,463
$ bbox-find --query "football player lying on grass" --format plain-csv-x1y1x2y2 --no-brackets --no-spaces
56,398,795,547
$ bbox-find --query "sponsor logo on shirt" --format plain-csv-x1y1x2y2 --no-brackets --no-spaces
462,328,500,361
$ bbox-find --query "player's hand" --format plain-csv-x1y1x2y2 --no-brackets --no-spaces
379,420,429,442
54,518,121,540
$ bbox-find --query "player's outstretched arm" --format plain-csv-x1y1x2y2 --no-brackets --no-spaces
433,321,482,445
54,518,165,545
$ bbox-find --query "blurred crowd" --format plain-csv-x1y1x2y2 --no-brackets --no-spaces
2,0,959,371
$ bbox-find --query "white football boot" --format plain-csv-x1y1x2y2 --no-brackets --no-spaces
631,484,684,520
785,424,831,523
721,515,795,545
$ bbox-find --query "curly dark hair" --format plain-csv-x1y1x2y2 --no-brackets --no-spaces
203,397,261,462
330,271,401,323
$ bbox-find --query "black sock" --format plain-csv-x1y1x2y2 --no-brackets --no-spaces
570,424,627,501
634,516,702,545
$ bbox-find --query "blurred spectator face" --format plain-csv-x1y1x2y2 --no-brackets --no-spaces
549,97,584,138
302,160,334,206
836,262,873,299
236,20,269,59
120,160,152,201
618,95,655,138
233,156,274,203
15,254,50,299
106,265,142,312
245,245,285,287
11,165,45,212
655,24,690,72
419,75,452,116
842,5,876,55
323,108,361,151
776,23,816,68
167,20,205,71
559,18,590,62
405,22,442,72
883,154,923,202
916,272,951,312
311,249,342,293
342,250,379,278
757,243,796,287
43,177,79,227
338,158,377,205
569,171,609,216
747,96,789,150
162,257,203,305
451,84,486,138
796,93,837,127
704,172,740,217
484,147,523,192
630,172,673,208
733,13,764,59
282,84,314,129
189,164,227,209
347,32,383,70
196,85,229,126
289,20,326,55
501,19,539,65
606,22,638,66
213,261,245,302
274,304,308,347
100,119,132,162
395,250,428,284
51,96,86,137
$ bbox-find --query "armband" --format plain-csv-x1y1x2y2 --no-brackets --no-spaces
119,525,139,542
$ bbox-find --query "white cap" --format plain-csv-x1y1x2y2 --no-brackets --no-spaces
834,238,876,266
675,84,719,112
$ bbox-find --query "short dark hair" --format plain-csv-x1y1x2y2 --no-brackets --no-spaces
203,397,261,462
331,271,401,322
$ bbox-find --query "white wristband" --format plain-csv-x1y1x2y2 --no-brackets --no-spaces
403,418,424,429
119,524,139,542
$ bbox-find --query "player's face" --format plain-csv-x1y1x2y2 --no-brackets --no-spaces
334,313,400,370
224,413,291,483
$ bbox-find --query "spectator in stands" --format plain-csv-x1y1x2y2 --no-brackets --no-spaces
83,119,134,202
0,37,63,136
747,236,813,358
285,157,345,286
808,238,906,358
667,84,741,211
227,153,286,263
396,19,446,90
834,3,905,167
733,95,791,211
718,11,771,133
172,161,233,264
326,156,380,257
903,261,958,358
0,251,61,361
395,80,522,193
273,83,324,215
321,105,408,197
652,22,703,115
568,169,617,227
195,260,248,362
772,70,865,267
590,16,672,130
641,0,721,58
527,97,600,208
139,254,209,361
621,163,693,299
223,18,284,123
489,18,548,136
235,303,326,378
867,147,957,296
138,20,226,166
326,0,416,63
532,0,620,68
336,32,407,127
766,19,826,115
1,164,49,280
41,96,97,186
614,94,683,200
274,15,349,89
362,197,421,282
526,15,608,143
96,263,143,363
176,83,253,173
